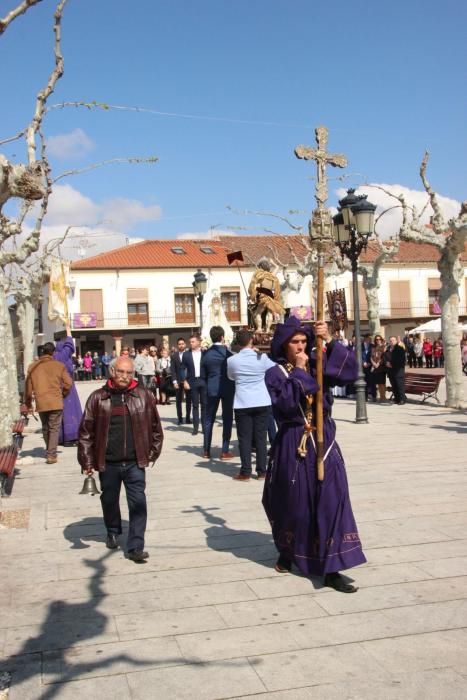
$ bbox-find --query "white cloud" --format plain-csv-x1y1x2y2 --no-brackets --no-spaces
336,184,461,239
101,198,162,231
44,184,100,226
47,128,95,159
38,184,161,232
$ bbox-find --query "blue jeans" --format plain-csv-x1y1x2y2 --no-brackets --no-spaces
99,462,147,551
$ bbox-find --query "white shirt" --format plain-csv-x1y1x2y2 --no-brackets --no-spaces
192,349,202,378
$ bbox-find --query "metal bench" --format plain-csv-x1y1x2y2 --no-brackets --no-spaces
404,372,444,403
0,418,27,497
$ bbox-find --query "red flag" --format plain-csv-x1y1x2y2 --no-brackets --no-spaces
226,250,244,265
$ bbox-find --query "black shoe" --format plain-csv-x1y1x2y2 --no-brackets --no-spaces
128,550,149,563
324,572,358,593
192,429,199,436
185,418,192,424
177,419,183,425
63,440,78,447
275,554,292,573
106,534,119,550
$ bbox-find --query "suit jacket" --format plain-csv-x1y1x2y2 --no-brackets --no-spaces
361,342,373,365
386,344,406,372
200,344,235,399
171,350,188,383
182,350,206,386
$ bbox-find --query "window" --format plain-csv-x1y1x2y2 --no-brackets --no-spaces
171,246,186,255
127,289,149,325
174,293,195,323
221,290,241,322
127,303,149,325
427,277,441,315
389,281,411,316
200,246,214,254
79,289,103,326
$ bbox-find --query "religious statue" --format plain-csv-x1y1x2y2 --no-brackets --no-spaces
201,288,234,347
248,258,284,333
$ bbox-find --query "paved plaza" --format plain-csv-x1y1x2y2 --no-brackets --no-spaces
1,378,466,699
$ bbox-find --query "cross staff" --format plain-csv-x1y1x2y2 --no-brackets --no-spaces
294,125,347,481
295,125,347,210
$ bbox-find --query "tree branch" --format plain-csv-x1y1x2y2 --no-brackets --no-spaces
26,0,67,163
0,0,42,35
52,155,158,183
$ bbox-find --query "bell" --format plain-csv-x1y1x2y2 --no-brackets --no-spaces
79,474,100,496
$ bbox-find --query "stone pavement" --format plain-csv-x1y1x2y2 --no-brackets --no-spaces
1,377,466,699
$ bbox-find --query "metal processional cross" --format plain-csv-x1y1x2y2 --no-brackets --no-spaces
295,125,348,219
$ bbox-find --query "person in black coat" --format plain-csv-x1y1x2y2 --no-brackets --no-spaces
200,326,235,459
384,336,407,405
171,338,192,424
361,334,375,401
182,333,206,435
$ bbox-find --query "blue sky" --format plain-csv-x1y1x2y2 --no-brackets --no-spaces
1,0,466,252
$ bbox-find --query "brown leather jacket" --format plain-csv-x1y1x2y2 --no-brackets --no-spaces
24,355,72,412
78,382,163,472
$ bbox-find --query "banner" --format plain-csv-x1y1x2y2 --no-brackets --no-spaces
73,312,97,329
48,257,69,323
326,288,348,331
289,305,314,321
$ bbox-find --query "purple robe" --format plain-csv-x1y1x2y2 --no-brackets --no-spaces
263,331,366,577
54,337,83,443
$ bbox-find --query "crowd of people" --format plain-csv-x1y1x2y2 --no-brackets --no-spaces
22,321,466,589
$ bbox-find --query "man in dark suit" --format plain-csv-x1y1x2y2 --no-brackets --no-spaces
182,333,206,436
361,333,376,401
385,336,407,405
171,337,191,425
200,326,235,460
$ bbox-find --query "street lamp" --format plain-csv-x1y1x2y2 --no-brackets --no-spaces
192,269,208,332
332,188,377,424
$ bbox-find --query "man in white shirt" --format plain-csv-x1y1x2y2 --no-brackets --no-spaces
227,330,275,481
182,333,206,436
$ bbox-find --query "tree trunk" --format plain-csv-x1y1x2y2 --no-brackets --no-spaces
363,280,382,337
0,276,20,447
439,253,466,409
17,298,36,377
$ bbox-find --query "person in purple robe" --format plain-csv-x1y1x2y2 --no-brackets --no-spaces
263,316,366,593
53,326,83,446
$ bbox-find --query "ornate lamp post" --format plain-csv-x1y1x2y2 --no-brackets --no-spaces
192,269,208,332
333,188,377,424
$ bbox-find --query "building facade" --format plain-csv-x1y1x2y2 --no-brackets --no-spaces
41,235,467,354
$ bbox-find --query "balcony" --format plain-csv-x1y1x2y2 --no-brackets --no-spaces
71,311,200,331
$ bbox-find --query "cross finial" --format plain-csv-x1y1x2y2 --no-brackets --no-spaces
295,126,348,210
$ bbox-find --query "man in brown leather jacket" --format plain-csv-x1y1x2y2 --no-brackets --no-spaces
78,355,163,562
24,342,72,464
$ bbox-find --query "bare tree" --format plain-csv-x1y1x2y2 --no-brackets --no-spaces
0,0,67,447
371,155,466,408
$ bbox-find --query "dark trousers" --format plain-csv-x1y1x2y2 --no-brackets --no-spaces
364,367,376,399
388,369,406,404
39,409,62,458
235,406,269,475
99,463,147,552
425,355,433,368
175,385,192,422
204,395,233,453
189,380,206,432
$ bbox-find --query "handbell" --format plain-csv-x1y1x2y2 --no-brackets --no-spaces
79,474,100,496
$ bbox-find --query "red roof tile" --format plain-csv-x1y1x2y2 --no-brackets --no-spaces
71,239,240,270
71,234,467,270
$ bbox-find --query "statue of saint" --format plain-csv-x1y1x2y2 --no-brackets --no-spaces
248,258,284,333
201,289,234,347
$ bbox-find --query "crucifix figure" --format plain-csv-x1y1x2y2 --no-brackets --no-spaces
295,125,347,210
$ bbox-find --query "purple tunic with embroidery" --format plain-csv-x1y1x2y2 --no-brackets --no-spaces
263,319,366,577
54,337,83,443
